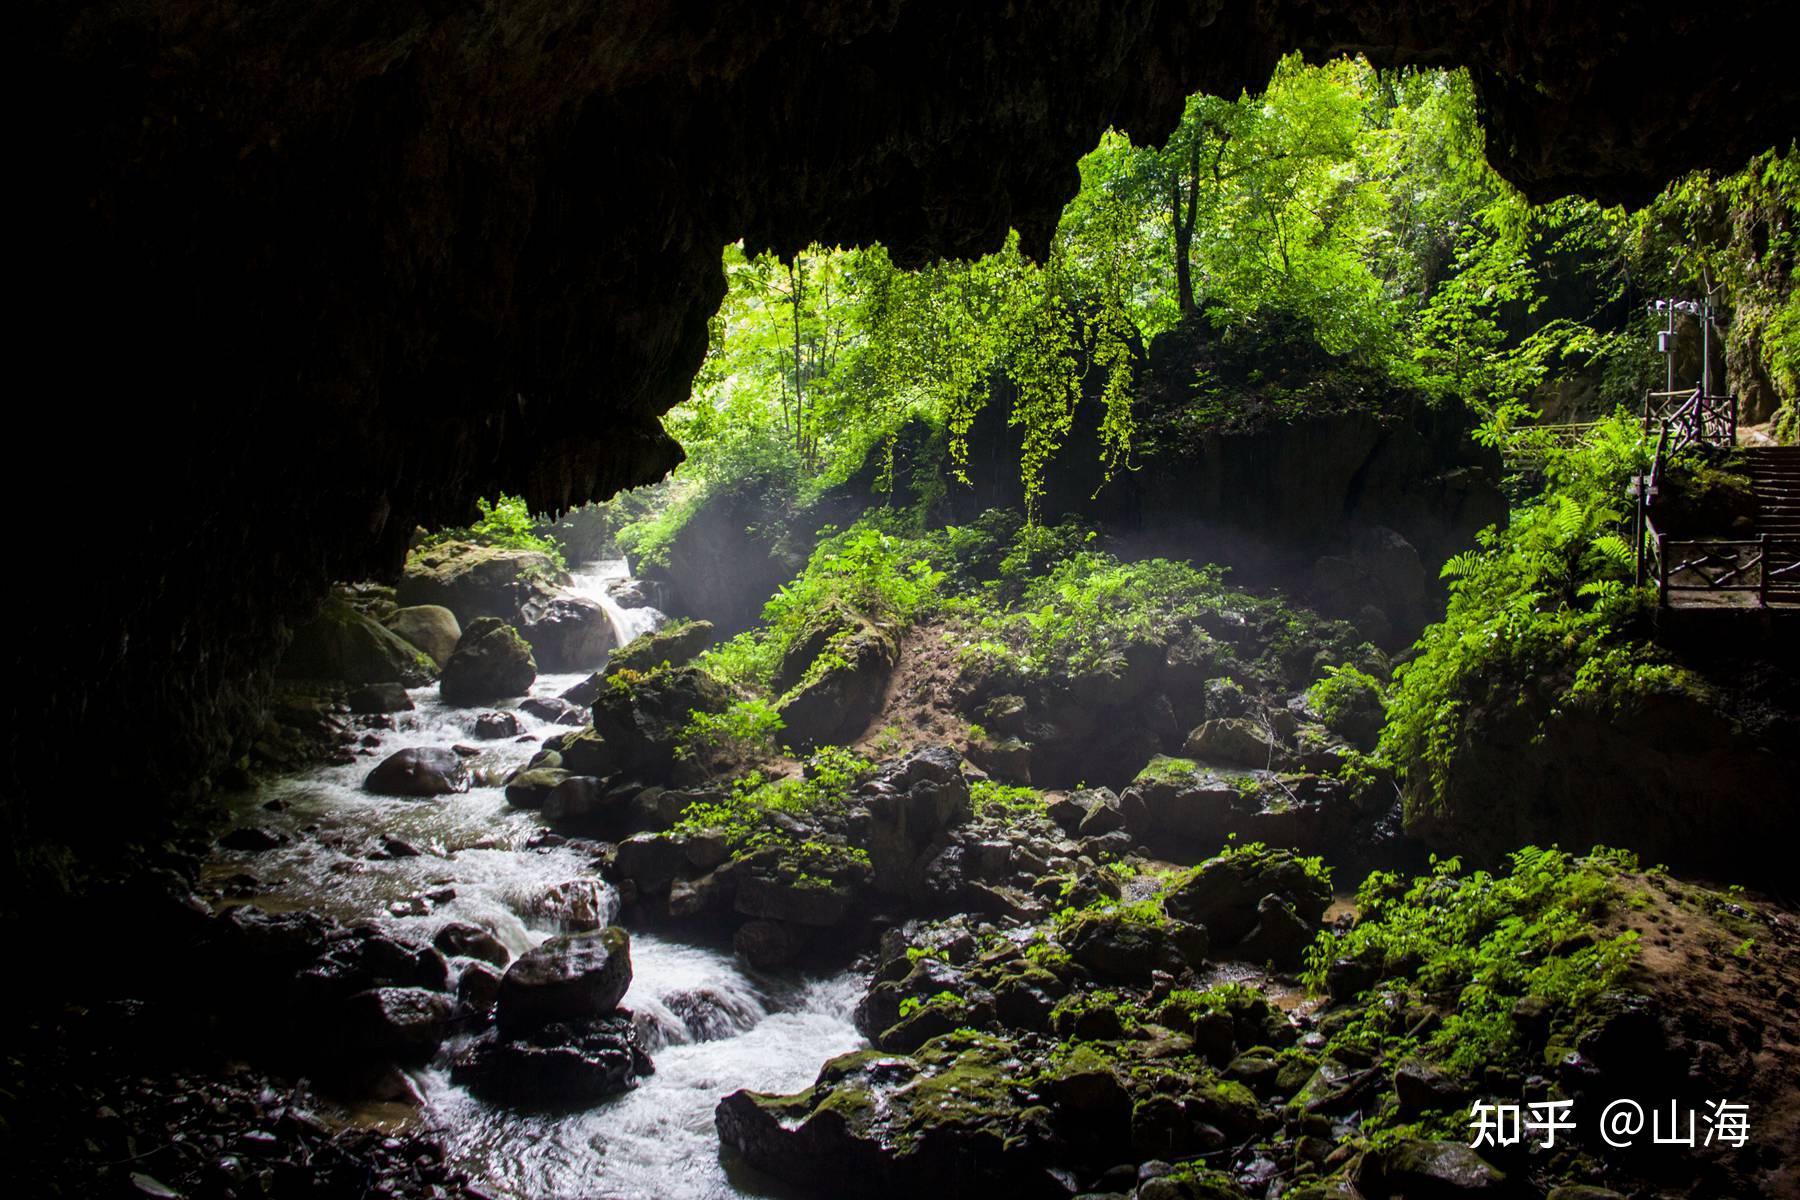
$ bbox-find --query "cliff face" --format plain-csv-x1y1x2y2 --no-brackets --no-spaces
10,1,1797,863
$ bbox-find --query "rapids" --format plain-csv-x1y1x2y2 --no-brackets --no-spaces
212,560,864,1199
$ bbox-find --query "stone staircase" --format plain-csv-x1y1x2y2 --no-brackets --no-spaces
1744,445,1800,603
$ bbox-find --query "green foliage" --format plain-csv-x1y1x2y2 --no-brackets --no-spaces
970,780,1041,815
675,698,785,762
1303,847,1641,1072
1380,415,1704,811
670,745,875,860
701,521,944,693
417,494,569,573
1307,663,1385,725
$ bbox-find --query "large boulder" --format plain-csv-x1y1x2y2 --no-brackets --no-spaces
1162,847,1332,948
365,747,471,796
1182,717,1274,769
776,620,898,748
340,986,454,1064
397,540,565,627
850,745,973,900
439,617,537,705
495,927,633,1035
520,597,614,672
280,596,437,686
589,665,730,778
451,1013,650,1107
382,604,462,668
604,618,715,677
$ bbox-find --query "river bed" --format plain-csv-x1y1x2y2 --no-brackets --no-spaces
210,561,866,1199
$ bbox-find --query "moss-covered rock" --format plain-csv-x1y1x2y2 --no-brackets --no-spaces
439,617,536,705
397,540,566,627
603,618,715,676
776,619,899,749
279,596,437,686
382,604,462,668
1162,846,1331,947
589,664,730,779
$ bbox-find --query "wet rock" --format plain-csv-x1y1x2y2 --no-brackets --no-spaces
1182,717,1274,768
503,765,570,809
473,710,524,739
457,960,503,1016
734,919,807,969
433,922,510,967
525,880,615,932
452,1013,651,1107
1203,677,1251,719
279,595,437,687
440,618,537,705
1234,893,1313,968
1392,1058,1469,1118
605,618,715,676
613,832,691,896
715,1034,1055,1196
776,620,898,748
382,604,462,668
220,825,288,852
397,541,562,628
364,746,471,796
520,596,614,672
341,986,453,1063
296,929,449,1004
1355,1138,1507,1197
496,927,632,1034
218,906,345,979
346,682,413,714
542,775,630,833
1162,846,1331,946
520,696,578,724
590,665,729,778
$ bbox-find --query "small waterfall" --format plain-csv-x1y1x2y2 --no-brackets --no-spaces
563,558,667,651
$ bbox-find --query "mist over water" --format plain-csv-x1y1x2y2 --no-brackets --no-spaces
216,559,864,1199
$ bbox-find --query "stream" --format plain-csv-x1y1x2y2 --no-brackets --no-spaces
212,560,867,1199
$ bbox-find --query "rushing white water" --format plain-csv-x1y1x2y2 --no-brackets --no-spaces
212,565,862,1199
567,558,668,651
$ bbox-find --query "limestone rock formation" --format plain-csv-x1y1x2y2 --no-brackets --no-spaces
439,618,537,706
15,0,1797,894
383,605,462,668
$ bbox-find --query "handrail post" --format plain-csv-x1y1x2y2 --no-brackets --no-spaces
1759,534,1768,609
1657,531,1669,607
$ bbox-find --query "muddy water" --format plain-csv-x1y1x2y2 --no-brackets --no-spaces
213,565,864,1199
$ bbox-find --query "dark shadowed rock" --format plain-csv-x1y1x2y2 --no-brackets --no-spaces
473,710,524,739
1162,847,1331,947
1183,718,1274,768
605,619,716,676
433,922,510,968
346,682,413,714
340,986,453,1064
1356,1138,1507,1197
735,919,808,970
451,1013,651,1108
364,747,470,796
521,596,614,672
280,597,437,687
496,928,633,1034
440,618,537,706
